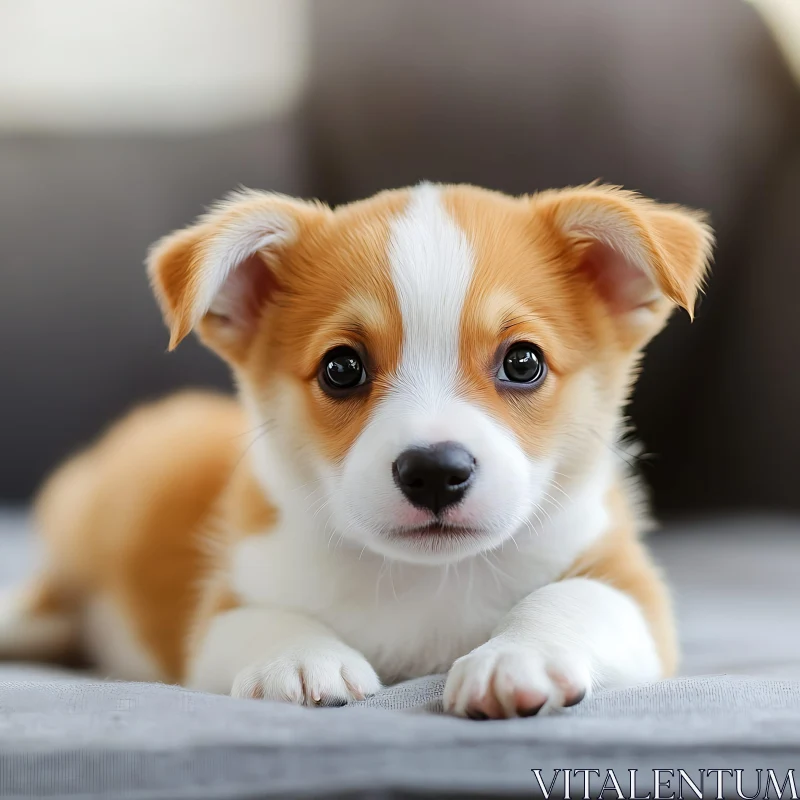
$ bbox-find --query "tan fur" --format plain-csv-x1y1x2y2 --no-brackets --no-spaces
563,485,679,676
30,392,248,681
9,183,712,687
446,183,708,490
440,186,694,677
243,190,406,464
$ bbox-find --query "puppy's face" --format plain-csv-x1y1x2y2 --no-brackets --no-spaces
149,184,712,564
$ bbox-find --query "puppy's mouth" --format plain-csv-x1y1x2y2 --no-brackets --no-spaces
374,517,508,562
387,521,484,540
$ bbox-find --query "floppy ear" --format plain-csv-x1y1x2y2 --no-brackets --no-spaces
147,189,325,361
534,185,714,343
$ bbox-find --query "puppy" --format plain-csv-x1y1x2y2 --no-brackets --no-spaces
0,183,712,718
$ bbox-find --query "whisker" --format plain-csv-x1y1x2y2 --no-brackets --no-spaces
541,491,566,513
548,480,572,503
535,500,554,526
466,560,475,602
435,563,451,601
310,497,331,522
291,476,326,495
530,505,546,534
480,553,503,592
229,426,271,476
306,493,330,514
231,418,276,440
518,514,538,539
482,551,516,586
375,559,388,605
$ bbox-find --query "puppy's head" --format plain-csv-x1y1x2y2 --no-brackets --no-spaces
149,184,712,564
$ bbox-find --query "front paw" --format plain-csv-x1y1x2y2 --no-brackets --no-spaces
444,641,591,719
231,642,381,706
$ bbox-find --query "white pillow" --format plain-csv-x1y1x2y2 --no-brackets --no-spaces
0,0,309,132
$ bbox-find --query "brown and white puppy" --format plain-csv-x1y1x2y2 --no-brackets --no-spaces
0,183,712,718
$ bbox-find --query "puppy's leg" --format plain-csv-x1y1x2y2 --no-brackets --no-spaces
188,607,382,705
2,448,94,664
444,577,662,719
0,576,79,662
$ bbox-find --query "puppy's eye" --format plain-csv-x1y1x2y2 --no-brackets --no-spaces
320,347,367,393
497,342,546,385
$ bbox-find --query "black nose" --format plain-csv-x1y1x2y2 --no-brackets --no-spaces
393,442,476,514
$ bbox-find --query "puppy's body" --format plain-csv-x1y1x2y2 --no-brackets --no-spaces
1,183,711,718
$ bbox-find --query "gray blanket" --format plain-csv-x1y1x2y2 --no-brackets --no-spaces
2,512,799,798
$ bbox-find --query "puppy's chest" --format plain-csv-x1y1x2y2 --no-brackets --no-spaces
325,567,534,680
231,535,566,681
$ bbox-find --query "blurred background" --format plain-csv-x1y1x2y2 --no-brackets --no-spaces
1,0,799,519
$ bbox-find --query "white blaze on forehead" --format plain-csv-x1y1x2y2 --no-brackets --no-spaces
387,184,475,408
335,184,547,557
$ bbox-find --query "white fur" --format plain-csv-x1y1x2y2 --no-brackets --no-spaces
0,587,76,660
222,455,613,686
328,184,552,564
193,190,298,328
386,181,472,396
444,577,661,717
83,597,162,682
188,607,380,704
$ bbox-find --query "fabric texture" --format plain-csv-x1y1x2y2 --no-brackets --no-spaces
1,674,799,799
1,512,800,797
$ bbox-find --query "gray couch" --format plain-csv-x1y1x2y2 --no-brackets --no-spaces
3,0,800,517
3,512,800,798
